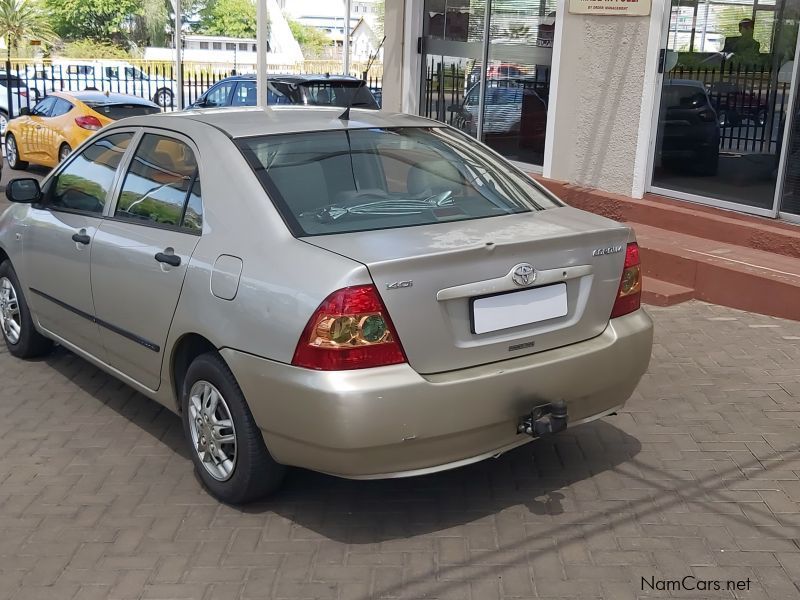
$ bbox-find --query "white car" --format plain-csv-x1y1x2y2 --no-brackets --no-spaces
0,71,32,133
26,60,178,108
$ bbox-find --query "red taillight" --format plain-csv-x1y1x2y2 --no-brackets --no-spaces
610,242,642,318
75,115,102,130
292,285,407,371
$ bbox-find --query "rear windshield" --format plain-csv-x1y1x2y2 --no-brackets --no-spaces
269,81,378,109
84,102,160,120
237,126,558,236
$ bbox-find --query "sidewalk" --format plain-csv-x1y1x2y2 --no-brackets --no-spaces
537,178,800,321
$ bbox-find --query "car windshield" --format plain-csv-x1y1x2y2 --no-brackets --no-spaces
237,126,558,236
269,81,378,109
84,102,160,120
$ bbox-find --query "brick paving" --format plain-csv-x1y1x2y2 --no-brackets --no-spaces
0,302,798,599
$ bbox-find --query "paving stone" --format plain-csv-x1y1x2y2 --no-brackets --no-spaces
1,301,800,598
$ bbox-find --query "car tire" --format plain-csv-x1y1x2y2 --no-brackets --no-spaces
58,143,72,163
5,134,28,170
154,88,174,108
0,260,53,359
181,352,286,504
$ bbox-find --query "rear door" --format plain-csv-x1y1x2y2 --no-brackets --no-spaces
91,131,203,389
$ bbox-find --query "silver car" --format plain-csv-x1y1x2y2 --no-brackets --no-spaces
0,107,653,503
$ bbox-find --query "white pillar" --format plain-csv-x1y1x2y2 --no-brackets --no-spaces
174,0,183,109
344,0,352,75
257,0,269,108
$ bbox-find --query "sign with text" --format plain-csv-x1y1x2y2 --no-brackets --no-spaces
568,0,651,16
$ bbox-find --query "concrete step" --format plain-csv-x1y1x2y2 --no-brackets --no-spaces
642,277,695,307
535,177,800,259
632,222,800,320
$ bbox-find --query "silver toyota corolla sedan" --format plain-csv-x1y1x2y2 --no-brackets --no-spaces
0,107,653,503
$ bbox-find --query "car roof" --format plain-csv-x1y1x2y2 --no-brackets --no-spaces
114,106,440,138
218,73,367,85
53,90,159,107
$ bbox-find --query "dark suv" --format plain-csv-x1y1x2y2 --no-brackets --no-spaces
188,74,380,110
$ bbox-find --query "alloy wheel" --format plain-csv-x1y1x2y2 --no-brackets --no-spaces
188,380,237,481
0,113,7,136
0,277,21,345
59,145,71,163
6,135,16,166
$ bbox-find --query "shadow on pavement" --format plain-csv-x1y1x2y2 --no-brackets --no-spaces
43,343,642,544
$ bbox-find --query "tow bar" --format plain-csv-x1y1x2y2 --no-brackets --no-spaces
518,400,568,437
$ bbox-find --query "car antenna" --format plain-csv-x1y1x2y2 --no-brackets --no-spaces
338,79,367,121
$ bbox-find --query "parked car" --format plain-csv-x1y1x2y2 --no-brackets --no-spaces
657,79,721,175
0,71,32,133
25,60,178,108
451,79,548,144
707,81,769,128
188,74,380,109
0,107,653,503
5,91,160,170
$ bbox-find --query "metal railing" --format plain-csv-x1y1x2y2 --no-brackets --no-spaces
1,61,383,118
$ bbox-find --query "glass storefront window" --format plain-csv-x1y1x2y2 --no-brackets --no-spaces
421,0,554,167
652,0,799,212
481,0,556,165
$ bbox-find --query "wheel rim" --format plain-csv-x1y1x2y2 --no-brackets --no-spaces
0,114,7,135
6,136,16,165
158,91,170,106
188,380,237,481
59,145,71,162
0,277,21,345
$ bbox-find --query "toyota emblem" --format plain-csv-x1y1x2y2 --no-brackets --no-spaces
511,263,536,287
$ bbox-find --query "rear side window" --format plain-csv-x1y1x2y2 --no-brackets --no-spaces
232,81,256,106
50,98,73,117
115,134,202,232
50,133,133,214
238,127,557,236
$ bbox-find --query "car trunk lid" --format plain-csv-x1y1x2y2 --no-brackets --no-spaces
302,206,631,374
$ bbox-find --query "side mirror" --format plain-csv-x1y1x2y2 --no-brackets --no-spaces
193,98,207,108
6,178,41,203
18,106,29,116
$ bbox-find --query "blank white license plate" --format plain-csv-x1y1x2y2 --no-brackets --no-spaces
472,283,568,334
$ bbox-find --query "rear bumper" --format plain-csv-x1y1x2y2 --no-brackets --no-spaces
222,308,653,478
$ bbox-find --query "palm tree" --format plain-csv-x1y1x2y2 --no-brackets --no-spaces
0,0,55,61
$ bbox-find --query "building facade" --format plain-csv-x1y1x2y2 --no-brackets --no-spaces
381,0,800,222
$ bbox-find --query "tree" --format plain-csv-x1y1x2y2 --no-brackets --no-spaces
0,0,55,60
45,0,142,42
288,19,329,59
196,0,257,38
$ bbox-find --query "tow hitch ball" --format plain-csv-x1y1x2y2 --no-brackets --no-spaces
518,400,568,437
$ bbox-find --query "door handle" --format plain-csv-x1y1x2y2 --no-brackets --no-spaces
155,251,181,267
72,232,90,245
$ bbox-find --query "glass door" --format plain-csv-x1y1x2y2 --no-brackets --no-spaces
420,0,486,134
651,0,800,215
420,0,556,168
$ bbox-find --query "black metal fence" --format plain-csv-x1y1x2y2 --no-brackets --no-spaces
0,62,383,118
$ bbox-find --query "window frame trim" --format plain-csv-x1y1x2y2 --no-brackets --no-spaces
105,128,204,236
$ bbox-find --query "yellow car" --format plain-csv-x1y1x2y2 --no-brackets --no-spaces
5,90,160,170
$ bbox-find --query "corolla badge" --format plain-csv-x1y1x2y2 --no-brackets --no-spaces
592,245,624,257
511,263,537,287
